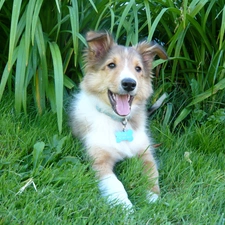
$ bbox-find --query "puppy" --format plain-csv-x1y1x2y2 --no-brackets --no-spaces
69,31,167,209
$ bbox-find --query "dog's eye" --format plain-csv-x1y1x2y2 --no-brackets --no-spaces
107,63,116,69
135,66,142,72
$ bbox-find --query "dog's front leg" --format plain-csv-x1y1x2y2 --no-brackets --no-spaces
139,150,160,203
90,148,133,209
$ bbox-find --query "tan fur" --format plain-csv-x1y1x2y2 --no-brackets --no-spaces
70,31,167,206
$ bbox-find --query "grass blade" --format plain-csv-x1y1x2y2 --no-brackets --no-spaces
33,141,45,174
144,0,151,34
8,0,22,70
0,48,18,101
147,8,168,42
88,0,98,13
163,103,173,128
46,81,57,113
189,0,208,18
49,42,64,134
95,3,110,30
173,108,192,129
0,0,6,10
35,18,48,89
116,0,134,40
31,0,44,45
25,0,36,65
109,7,115,33
69,0,79,66
54,0,61,13
132,3,139,44
186,15,212,53
218,6,225,50
33,18,48,114
15,35,26,114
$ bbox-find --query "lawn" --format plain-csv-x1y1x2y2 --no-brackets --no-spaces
1,96,224,225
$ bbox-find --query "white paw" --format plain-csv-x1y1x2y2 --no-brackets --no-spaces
146,191,159,203
98,174,133,209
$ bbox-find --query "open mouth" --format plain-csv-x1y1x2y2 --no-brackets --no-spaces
108,90,134,116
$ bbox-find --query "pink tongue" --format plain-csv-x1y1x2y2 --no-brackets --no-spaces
115,95,130,116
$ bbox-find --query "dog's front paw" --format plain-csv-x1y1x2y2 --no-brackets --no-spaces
98,174,133,209
146,191,159,203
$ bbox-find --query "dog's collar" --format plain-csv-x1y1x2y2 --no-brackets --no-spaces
96,105,133,143
96,105,129,122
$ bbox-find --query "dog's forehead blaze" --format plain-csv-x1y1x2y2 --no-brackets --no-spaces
109,45,143,68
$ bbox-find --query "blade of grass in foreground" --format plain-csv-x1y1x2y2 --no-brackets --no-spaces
49,42,64,134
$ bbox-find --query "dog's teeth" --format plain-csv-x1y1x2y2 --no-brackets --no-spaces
113,94,116,100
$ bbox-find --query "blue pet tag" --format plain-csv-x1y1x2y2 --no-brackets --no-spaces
115,129,134,143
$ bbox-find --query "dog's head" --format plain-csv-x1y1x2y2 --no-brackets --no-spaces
81,31,167,118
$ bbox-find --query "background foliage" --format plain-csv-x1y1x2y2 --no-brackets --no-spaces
0,0,224,132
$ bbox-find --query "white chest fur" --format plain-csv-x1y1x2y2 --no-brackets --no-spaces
72,91,152,161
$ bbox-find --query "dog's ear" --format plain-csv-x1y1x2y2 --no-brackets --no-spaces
86,31,114,58
135,41,168,63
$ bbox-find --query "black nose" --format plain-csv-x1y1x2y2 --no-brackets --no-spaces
121,78,137,92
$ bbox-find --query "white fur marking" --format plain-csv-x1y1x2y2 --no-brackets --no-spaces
119,59,137,94
147,191,159,203
75,92,151,160
98,174,133,209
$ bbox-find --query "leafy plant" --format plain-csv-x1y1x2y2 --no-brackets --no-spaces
0,0,224,132
32,135,68,175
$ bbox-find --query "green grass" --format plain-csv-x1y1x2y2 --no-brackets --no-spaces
0,0,224,132
1,97,225,224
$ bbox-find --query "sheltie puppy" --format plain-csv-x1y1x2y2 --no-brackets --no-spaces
69,31,167,209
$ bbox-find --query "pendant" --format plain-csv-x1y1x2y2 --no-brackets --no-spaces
115,129,134,143
115,118,133,143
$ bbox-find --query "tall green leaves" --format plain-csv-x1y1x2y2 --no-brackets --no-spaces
0,1,77,133
0,0,224,132
168,0,225,128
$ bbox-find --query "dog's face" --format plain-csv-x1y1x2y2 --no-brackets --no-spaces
81,31,167,117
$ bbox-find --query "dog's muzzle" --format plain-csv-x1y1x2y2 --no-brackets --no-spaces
108,78,136,117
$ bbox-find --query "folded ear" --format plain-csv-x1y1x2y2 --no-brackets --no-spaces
86,31,114,59
135,41,168,64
